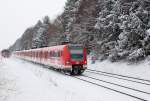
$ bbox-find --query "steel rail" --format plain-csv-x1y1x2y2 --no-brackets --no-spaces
86,70,150,86
74,76,148,101
83,74,150,95
87,69,150,83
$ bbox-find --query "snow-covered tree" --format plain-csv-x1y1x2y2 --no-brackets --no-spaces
8,0,150,62
93,0,150,62
32,18,49,48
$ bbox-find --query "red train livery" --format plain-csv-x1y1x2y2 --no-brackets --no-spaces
14,44,87,75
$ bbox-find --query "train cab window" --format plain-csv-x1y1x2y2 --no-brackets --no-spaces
69,45,84,60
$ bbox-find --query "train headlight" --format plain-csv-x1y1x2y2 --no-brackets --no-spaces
66,61,70,65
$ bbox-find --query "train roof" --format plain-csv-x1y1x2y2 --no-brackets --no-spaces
15,44,83,52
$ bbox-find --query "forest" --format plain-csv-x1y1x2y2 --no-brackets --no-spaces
9,0,150,62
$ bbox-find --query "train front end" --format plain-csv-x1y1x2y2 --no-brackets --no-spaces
66,44,87,75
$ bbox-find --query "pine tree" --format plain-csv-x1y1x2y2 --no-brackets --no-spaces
32,17,50,49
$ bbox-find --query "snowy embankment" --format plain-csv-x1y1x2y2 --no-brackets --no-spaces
0,58,64,101
0,57,150,101
88,59,150,80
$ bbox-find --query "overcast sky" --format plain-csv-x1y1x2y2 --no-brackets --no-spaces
0,0,66,50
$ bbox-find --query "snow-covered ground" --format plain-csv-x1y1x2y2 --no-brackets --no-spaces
88,59,150,80
0,57,150,101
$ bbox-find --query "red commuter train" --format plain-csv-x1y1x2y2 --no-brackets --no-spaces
14,44,87,75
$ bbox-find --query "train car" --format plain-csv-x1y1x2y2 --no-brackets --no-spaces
14,44,87,75
1,49,11,58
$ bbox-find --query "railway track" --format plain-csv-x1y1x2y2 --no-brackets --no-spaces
73,68,150,101
30,61,150,101
83,74,150,95
87,69,150,85
85,70,150,86
47,67,150,101
74,75,149,101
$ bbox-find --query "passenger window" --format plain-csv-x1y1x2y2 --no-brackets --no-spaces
45,51,48,58
61,51,63,56
57,52,59,57
49,51,51,57
58,51,61,57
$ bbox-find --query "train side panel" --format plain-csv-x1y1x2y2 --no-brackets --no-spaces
14,44,87,75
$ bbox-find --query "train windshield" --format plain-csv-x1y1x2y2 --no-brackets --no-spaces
69,45,84,60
